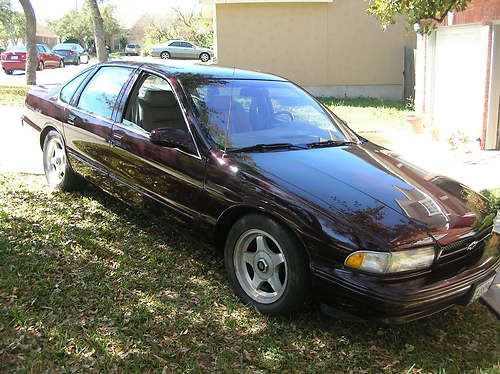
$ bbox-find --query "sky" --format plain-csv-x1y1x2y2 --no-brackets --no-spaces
13,0,201,27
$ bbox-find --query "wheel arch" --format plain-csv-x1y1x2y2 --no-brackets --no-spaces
39,125,59,150
214,204,312,263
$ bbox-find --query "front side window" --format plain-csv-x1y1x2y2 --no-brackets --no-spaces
169,41,182,47
77,66,133,119
60,68,94,103
181,42,193,48
183,79,352,149
123,73,186,134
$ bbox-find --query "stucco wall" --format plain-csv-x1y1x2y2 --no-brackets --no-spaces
214,0,415,98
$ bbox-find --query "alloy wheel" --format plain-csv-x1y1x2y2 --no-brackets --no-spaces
200,53,210,62
233,229,288,304
45,137,66,185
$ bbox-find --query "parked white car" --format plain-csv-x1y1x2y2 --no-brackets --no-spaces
150,40,213,62
125,44,141,56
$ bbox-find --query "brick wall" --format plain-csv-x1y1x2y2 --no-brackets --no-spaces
443,0,500,25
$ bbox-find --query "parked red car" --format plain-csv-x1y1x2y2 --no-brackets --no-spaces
1,44,64,75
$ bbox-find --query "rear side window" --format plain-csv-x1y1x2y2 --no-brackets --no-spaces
60,69,94,103
77,66,133,119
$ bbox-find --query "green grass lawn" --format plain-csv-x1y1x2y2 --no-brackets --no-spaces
318,97,410,131
0,173,499,373
0,85,29,105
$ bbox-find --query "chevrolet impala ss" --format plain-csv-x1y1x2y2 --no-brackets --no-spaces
22,62,499,323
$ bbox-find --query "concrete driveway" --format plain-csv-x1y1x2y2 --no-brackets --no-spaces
0,62,95,86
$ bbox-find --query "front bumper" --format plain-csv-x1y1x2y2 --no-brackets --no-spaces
313,236,500,323
150,50,161,58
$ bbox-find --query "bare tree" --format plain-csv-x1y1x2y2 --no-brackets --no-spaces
18,0,36,84
86,0,107,62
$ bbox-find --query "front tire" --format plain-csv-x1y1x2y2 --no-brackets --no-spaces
160,51,170,59
42,130,81,191
224,214,310,315
37,60,44,71
59,59,65,68
200,52,210,62
4,69,13,75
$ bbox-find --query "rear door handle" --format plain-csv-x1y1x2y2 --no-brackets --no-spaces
110,133,124,146
67,114,76,125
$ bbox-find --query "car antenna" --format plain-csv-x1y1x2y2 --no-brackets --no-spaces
224,66,236,153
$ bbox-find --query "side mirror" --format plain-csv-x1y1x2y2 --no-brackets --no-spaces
149,127,196,154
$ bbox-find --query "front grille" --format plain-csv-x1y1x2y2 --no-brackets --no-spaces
437,227,492,265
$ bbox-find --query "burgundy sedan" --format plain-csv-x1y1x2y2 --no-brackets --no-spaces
22,62,499,323
1,44,64,74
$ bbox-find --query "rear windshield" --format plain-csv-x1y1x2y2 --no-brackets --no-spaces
53,44,77,50
7,45,26,52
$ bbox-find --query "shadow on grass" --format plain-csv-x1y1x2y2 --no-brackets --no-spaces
0,173,498,373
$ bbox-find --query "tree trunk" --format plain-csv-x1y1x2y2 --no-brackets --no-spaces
87,0,107,63
18,0,36,85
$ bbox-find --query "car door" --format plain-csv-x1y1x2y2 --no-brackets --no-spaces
42,45,57,67
168,41,183,58
63,65,135,187
181,42,197,59
36,44,45,66
108,70,206,219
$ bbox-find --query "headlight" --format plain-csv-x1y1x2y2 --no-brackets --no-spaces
344,247,435,274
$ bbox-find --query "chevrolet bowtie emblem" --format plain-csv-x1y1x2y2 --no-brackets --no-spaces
466,240,479,252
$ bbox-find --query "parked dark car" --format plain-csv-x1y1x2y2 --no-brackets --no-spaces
52,43,89,65
1,44,64,74
22,61,499,323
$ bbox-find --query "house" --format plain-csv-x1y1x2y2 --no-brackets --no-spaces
36,23,58,48
204,0,416,100
125,13,155,47
414,0,500,150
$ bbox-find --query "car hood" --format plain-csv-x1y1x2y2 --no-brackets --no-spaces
232,142,494,248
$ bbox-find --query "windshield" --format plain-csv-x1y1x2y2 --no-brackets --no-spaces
183,79,353,150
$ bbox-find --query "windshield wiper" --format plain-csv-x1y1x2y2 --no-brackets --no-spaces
226,143,307,153
306,139,357,149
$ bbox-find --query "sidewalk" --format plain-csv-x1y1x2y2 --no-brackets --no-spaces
0,105,43,174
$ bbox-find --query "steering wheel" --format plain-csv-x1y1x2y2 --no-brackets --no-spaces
274,111,294,122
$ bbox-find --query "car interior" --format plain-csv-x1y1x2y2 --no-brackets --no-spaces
124,74,185,133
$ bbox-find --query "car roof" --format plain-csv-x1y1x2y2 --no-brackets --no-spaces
104,60,287,81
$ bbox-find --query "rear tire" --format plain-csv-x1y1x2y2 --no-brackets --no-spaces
59,59,65,68
160,51,170,59
42,130,81,191
37,60,44,71
224,214,310,315
4,69,12,75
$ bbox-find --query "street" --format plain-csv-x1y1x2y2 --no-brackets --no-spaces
0,56,203,86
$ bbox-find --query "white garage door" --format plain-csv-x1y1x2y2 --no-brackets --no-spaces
433,26,487,142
